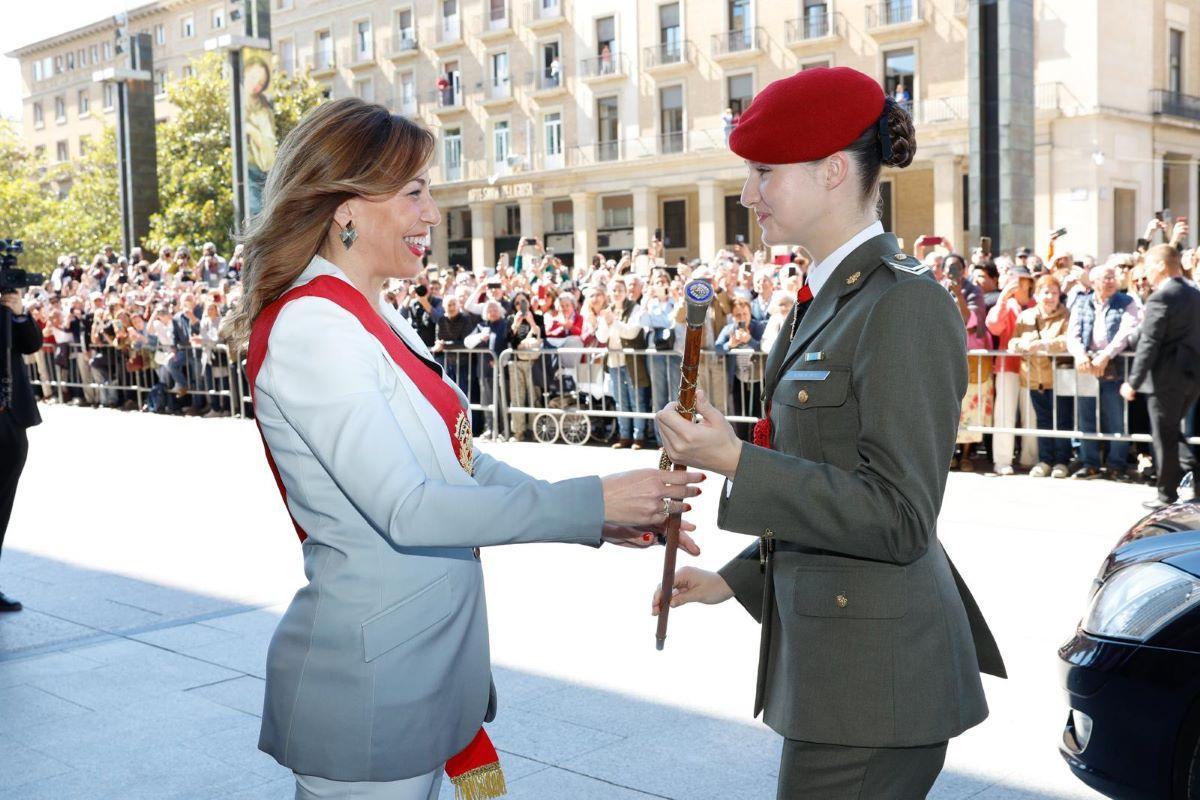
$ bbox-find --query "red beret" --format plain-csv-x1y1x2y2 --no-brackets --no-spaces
729,67,885,164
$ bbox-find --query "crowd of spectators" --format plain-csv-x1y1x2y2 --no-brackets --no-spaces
12,220,1199,489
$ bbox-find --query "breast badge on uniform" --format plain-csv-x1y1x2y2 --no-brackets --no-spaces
455,411,475,476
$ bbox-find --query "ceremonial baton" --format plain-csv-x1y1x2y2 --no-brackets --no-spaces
655,279,715,651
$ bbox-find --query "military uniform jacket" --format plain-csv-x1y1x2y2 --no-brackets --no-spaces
717,231,1005,749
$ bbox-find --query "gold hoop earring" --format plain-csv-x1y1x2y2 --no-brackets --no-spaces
340,220,358,250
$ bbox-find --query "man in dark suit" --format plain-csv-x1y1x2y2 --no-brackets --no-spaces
1,290,45,612
1121,244,1200,509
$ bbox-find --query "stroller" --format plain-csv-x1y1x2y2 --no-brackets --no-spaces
530,343,614,445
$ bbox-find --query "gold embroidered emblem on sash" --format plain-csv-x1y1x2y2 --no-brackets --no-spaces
455,411,475,476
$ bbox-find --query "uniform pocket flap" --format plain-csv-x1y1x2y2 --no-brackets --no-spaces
362,575,453,662
776,367,850,409
793,565,906,619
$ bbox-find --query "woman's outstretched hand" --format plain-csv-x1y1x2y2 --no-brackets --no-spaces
601,520,701,555
600,468,705,527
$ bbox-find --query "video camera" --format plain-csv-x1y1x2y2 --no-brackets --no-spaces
1,239,45,294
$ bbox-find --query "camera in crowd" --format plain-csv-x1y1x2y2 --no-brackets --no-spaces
1,239,46,295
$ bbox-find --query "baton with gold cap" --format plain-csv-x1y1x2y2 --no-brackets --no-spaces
655,278,715,651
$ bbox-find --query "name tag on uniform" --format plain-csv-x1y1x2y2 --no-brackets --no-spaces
783,369,830,381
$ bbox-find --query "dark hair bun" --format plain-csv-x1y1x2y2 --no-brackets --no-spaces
884,103,916,168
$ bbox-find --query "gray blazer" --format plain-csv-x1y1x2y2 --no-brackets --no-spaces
253,257,604,781
718,233,1005,749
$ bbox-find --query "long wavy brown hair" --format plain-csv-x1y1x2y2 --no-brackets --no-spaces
221,97,435,351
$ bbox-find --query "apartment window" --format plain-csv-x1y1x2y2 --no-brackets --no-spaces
883,48,915,111
155,70,168,95
399,70,416,112
89,44,99,64
397,8,415,40
551,199,572,232
181,14,195,38
493,120,511,166
79,48,87,67
659,85,683,153
102,41,112,60
54,96,66,122
490,51,509,97
544,110,561,166
182,64,194,79
103,82,116,109
54,55,63,74
597,15,615,55
1169,29,1184,94
441,61,461,105
355,20,373,59
32,103,44,127
316,30,334,69
500,204,520,236
662,199,686,248
66,52,75,70
540,41,561,88
78,89,90,117
56,140,69,162
489,0,506,24
155,23,166,45
659,3,681,60
79,137,89,156
441,0,460,40
597,95,619,161
728,0,751,47
444,127,463,181
211,6,225,29
355,78,374,101
801,59,831,70
602,195,632,228
33,61,43,82
275,0,293,9
727,73,753,115
280,40,295,73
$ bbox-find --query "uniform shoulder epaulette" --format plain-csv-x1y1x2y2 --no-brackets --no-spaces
882,251,930,276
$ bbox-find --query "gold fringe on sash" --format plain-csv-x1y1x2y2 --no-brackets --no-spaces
451,763,507,800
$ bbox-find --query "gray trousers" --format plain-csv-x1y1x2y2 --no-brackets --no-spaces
778,739,948,800
295,767,442,800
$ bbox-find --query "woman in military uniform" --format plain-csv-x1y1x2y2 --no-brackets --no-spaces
653,67,1005,799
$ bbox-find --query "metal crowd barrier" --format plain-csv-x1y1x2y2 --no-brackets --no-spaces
495,346,764,444
24,342,238,415
964,349,1200,445
28,340,1198,451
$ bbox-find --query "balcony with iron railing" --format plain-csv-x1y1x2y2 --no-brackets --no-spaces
526,0,566,28
643,40,695,73
430,17,464,50
786,10,843,45
865,0,924,31
527,66,567,97
482,77,513,107
658,130,685,155
1152,89,1200,122
387,32,419,60
304,51,336,77
341,44,375,70
711,26,764,61
426,86,466,113
474,6,513,41
580,51,627,82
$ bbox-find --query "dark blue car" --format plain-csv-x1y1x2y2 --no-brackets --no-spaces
1059,501,1200,799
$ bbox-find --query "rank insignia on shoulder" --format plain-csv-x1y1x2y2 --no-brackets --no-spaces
886,255,930,275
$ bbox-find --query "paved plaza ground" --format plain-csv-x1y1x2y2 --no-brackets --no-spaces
0,404,1168,799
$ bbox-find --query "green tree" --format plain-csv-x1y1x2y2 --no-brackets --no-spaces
147,51,324,256
34,127,122,266
0,120,55,273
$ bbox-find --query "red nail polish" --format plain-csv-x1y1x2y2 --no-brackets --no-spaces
684,504,693,512
701,474,708,481
643,533,653,541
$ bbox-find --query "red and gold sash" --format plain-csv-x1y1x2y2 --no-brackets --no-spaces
246,274,503,799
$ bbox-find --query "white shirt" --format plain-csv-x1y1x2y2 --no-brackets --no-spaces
804,221,885,299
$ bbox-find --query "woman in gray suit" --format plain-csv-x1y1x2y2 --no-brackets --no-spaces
221,98,704,800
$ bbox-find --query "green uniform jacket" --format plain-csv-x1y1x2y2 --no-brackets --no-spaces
718,231,1006,749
